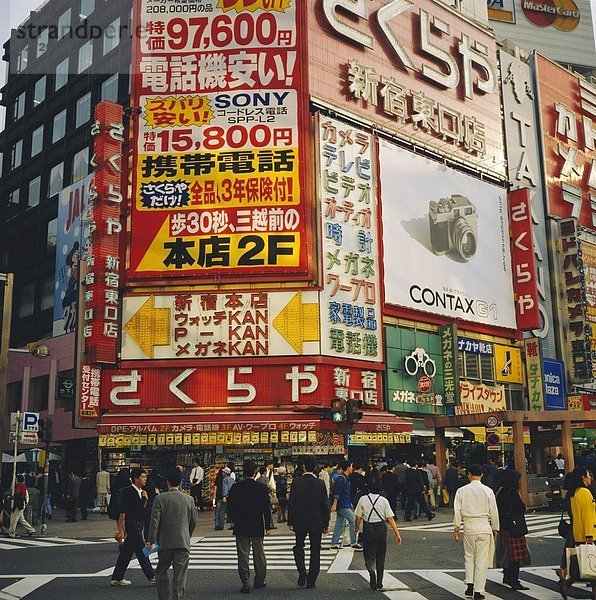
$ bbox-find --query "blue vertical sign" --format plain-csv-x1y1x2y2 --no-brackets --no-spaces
542,359,567,410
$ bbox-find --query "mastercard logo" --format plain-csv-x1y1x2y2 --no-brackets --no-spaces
521,0,580,31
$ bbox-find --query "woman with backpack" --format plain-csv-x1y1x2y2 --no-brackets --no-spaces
354,469,402,591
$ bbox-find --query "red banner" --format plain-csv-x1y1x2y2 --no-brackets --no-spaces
83,101,124,364
508,189,540,330
101,363,382,412
536,55,595,228
80,364,101,419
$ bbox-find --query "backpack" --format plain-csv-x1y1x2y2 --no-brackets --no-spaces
108,487,125,520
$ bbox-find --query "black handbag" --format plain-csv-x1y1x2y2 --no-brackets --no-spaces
509,513,528,537
558,507,571,539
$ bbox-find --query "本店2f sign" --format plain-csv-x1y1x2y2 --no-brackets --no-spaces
128,0,313,284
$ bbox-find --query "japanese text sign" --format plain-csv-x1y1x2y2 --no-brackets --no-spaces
524,337,545,411
121,291,320,360
317,116,382,363
440,324,459,406
84,101,124,364
309,0,505,177
508,189,540,330
80,364,101,419
535,54,596,229
455,380,506,415
558,219,592,383
101,363,381,412
129,0,312,283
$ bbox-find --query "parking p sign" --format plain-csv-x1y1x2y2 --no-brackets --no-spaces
22,412,39,433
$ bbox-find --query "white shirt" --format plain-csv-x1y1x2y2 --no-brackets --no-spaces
132,484,143,500
319,470,330,494
453,480,500,535
555,458,565,470
354,494,394,524
190,466,204,485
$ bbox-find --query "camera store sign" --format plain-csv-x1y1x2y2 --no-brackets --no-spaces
536,55,596,229
312,0,505,175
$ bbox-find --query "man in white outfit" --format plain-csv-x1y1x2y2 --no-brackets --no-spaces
453,464,500,600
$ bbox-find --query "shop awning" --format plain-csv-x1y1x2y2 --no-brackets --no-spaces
408,418,463,438
97,411,323,435
98,410,412,436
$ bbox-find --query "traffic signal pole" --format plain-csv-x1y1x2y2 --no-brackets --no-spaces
0,273,14,497
40,418,52,535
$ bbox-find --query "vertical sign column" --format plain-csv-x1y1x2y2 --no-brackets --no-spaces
130,0,311,282
317,116,382,363
558,219,591,383
439,324,459,406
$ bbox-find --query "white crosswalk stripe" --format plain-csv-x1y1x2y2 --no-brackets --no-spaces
0,536,104,551
139,535,338,571
398,513,562,539
357,567,580,600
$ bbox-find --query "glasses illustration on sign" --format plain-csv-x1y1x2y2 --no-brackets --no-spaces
429,195,478,262
404,348,437,378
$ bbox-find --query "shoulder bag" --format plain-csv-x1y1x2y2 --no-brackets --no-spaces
558,506,571,539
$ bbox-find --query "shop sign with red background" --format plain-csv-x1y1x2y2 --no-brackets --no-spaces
508,189,540,330
309,0,505,177
101,363,382,412
129,0,313,283
535,54,596,228
83,101,125,365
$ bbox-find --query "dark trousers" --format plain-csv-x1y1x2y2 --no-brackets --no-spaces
503,562,520,583
363,521,387,587
79,497,88,520
293,531,322,586
66,496,78,521
191,483,204,510
405,493,432,520
112,521,155,582
397,483,407,510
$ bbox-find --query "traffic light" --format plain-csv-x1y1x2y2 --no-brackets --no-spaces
346,398,363,426
330,397,345,424
38,418,53,443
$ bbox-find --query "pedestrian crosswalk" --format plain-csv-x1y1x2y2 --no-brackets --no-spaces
358,567,589,599
142,535,338,571
398,513,562,539
0,536,103,551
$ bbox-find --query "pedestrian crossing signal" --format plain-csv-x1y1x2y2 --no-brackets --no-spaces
330,397,345,424
346,398,363,426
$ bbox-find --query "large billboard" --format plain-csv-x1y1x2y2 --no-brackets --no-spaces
129,0,313,283
489,0,595,69
309,0,505,178
53,174,94,337
380,140,516,329
535,54,596,229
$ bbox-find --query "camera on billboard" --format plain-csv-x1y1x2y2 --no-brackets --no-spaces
428,195,478,262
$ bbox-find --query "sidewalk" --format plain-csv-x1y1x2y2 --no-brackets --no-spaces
27,505,455,540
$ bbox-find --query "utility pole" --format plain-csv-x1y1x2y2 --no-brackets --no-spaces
0,273,14,497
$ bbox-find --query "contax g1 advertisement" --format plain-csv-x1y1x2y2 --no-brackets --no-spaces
380,141,516,329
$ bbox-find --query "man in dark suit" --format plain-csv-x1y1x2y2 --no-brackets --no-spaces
382,463,400,516
404,462,435,522
147,468,197,600
65,471,81,522
288,455,330,589
227,459,273,593
111,468,156,587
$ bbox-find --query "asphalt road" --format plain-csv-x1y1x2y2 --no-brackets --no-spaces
0,509,589,600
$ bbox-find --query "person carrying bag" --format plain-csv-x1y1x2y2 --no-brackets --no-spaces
354,469,402,592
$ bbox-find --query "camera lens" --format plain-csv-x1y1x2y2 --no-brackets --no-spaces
452,218,476,261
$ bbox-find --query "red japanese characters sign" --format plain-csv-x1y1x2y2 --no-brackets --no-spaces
455,380,506,415
101,363,382,412
309,0,505,177
508,189,540,330
80,364,101,419
128,0,313,283
536,54,596,228
83,101,124,364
